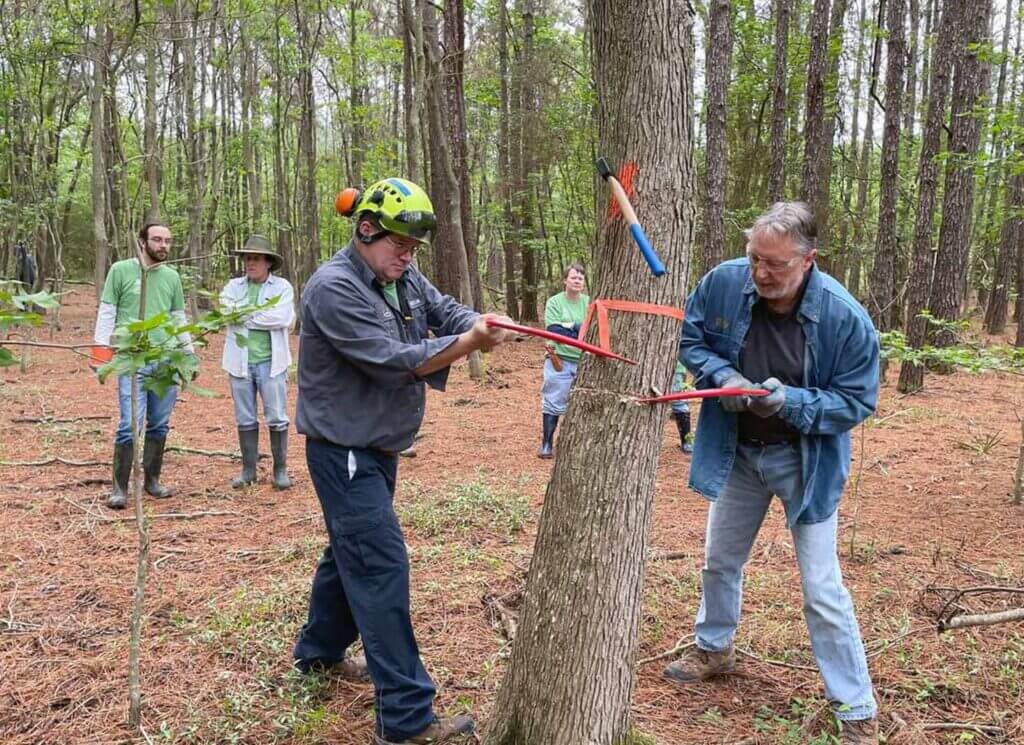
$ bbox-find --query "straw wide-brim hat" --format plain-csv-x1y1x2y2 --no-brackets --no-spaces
237,234,283,272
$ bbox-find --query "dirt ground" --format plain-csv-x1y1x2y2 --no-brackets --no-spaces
2,287,1024,745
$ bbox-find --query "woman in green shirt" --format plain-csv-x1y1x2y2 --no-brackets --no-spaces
539,263,589,458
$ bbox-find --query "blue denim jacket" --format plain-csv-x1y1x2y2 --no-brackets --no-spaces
680,259,879,525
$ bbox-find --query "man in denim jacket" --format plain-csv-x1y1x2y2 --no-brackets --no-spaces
667,202,880,745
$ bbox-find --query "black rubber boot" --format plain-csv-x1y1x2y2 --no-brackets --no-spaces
538,413,559,459
143,436,174,498
674,411,692,454
269,428,292,490
107,442,134,509
232,428,259,488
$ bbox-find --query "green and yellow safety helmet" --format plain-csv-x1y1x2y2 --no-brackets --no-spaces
335,178,437,245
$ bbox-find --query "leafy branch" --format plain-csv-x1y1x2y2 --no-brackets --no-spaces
879,312,1024,376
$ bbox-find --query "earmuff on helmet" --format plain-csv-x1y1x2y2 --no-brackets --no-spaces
334,178,437,245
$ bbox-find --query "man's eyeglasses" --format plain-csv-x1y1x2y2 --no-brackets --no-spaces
746,249,802,273
387,234,421,256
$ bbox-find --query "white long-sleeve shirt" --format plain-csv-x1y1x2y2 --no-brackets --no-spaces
219,273,296,378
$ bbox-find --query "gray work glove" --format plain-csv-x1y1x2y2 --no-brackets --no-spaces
748,377,785,418
719,371,754,413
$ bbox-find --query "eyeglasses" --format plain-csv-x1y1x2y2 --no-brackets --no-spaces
746,249,802,273
386,234,421,256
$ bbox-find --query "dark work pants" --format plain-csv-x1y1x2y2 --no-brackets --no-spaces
294,438,436,741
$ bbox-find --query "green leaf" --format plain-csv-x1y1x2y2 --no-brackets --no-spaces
0,347,17,366
234,332,248,348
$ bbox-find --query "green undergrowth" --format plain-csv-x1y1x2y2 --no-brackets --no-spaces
398,471,531,538
160,580,343,743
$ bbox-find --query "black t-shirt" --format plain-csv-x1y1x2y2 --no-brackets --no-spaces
737,283,808,444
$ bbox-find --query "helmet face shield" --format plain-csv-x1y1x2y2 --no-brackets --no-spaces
380,210,437,244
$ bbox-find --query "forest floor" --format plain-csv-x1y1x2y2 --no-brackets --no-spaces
2,287,1024,745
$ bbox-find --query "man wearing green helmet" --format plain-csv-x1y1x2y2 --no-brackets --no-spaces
293,178,512,745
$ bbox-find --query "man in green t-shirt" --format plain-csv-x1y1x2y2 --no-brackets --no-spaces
219,235,296,490
539,263,589,458
93,222,196,509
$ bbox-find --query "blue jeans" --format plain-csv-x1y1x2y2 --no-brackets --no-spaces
294,439,436,741
695,442,876,721
229,361,289,431
541,357,578,415
115,364,178,445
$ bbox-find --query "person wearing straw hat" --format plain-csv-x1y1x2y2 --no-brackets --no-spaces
93,221,195,509
220,234,296,490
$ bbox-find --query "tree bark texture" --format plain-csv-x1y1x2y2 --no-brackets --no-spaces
482,1,696,743
444,0,484,310
497,0,520,319
768,0,789,203
927,0,992,349
90,26,108,299
851,0,885,297
898,0,961,392
799,0,832,206
702,0,732,275
867,0,905,332
984,109,1024,335
514,0,539,321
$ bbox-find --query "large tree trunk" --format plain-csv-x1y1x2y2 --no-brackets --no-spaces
767,0,789,203
867,0,905,332
482,1,696,743
813,0,848,271
897,0,960,393
701,0,732,275
927,0,992,352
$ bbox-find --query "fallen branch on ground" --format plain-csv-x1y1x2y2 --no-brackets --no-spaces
12,415,110,424
637,634,694,665
647,549,693,561
104,510,243,523
935,585,1024,628
0,456,106,467
938,607,1024,632
165,445,266,460
920,722,1004,735
736,646,819,672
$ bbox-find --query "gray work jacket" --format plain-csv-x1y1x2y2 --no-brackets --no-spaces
295,243,478,452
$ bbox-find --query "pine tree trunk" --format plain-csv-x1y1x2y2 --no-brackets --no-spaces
852,0,884,298
89,25,108,299
984,101,1024,335
897,0,960,393
768,0,789,203
702,0,732,275
799,0,832,214
497,0,520,319
867,0,905,332
927,0,992,353
482,1,696,742
836,0,868,286
515,0,539,322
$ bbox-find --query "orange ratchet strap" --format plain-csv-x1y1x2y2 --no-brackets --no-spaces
577,298,685,356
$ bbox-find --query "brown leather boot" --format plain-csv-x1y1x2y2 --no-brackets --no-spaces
373,715,475,744
839,717,878,745
337,653,370,683
663,645,736,683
